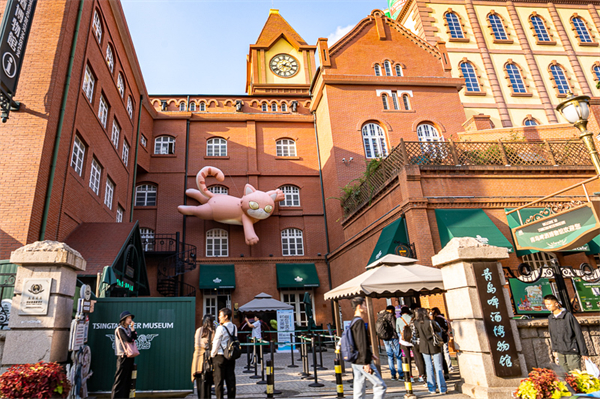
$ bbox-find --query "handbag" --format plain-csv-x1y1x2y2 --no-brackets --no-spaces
202,330,214,375
116,327,140,358
430,321,444,348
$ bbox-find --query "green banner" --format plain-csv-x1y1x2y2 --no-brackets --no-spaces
573,277,600,312
388,0,406,20
508,278,553,315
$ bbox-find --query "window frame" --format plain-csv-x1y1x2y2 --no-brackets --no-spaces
570,14,597,46
280,290,315,327
391,92,400,110
98,94,109,128
71,136,86,177
548,62,571,97
127,96,134,119
89,158,102,196
528,13,555,45
504,61,531,96
281,228,304,256
104,177,115,210
395,64,403,77
459,60,484,95
200,102,206,112
105,44,114,72
117,73,125,98
262,103,268,112
523,116,540,126
154,136,176,155
271,102,278,112
382,93,389,110
189,102,196,111
206,228,229,257
208,185,229,195
276,139,297,157
444,10,469,42
279,185,301,207
417,123,442,142
122,140,130,166
281,102,288,112
179,102,186,111
592,62,600,82
135,184,157,207
374,64,382,76
402,94,411,111
93,10,102,44
140,134,147,148
116,206,124,223
111,119,120,148
140,228,155,251
361,123,389,159
82,65,95,103
206,137,227,157
487,11,513,43
383,60,392,76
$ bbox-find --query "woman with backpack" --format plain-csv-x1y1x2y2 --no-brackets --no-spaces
211,308,238,399
396,307,426,383
412,308,447,395
192,314,215,399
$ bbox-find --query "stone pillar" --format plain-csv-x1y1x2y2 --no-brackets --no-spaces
2,241,85,366
432,237,527,399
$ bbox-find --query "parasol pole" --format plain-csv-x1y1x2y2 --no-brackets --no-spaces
365,296,381,373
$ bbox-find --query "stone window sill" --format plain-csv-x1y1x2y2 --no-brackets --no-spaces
536,40,557,45
449,37,470,43
276,156,300,160
493,39,514,44
578,41,599,47
204,156,230,160
510,92,533,97
464,91,487,96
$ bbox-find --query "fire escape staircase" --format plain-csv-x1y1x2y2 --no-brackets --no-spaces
150,234,197,297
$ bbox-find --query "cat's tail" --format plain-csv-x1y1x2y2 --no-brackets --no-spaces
197,166,225,198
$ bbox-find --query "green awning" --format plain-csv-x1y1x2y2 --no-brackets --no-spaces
276,263,320,288
436,209,514,253
367,218,410,264
505,208,590,256
199,264,236,289
586,236,600,255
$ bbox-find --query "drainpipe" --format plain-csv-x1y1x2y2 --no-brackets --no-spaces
39,0,85,240
130,94,144,222
182,96,190,245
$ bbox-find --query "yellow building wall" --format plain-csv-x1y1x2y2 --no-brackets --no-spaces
508,108,549,126
448,52,495,104
264,39,308,85
578,56,600,96
515,7,565,51
535,54,583,101
404,9,420,36
489,53,541,106
556,8,600,52
464,107,502,129
473,5,522,51
428,3,478,50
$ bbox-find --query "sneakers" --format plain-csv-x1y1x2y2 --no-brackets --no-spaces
418,376,425,383
390,376,397,381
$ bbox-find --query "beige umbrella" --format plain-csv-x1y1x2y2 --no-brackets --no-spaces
365,254,419,269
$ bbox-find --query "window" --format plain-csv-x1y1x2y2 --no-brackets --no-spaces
117,73,125,98
276,139,297,157
208,186,228,195
280,185,300,207
116,206,124,223
505,63,527,94
391,92,400,110
262,103,268,112
93,10,102,43
127,96,133,119
189,102,196,111
206,229,228,257
141,134,147,147
179,102,186,111
104,178,114,209
417,123,441,142
282,103,288,112
384,61,392,76
445,12,465,39
593,64,600,81
522,252,557,271
281,228,304,256
382,94,389,110
140,228,154,251
402,94,411,110
71,136,86,176
200,102,206,111
488,13,508,41
571,16,593,43
395,64,403,77
460,61,481,92
111,120,120,148
136,184,157,206
98,95,108,128
549,64,570,95
207,137,227,157
271,103,278,112
530,14,551,42
154,136,176,155
362,123,388,159
523,117,539,126
82,66,95,102
122,141,129,166
89,158,102,195
374,64,382,76
105,44,114,72
281,291,315,327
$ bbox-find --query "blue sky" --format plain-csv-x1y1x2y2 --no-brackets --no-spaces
121,0,384,95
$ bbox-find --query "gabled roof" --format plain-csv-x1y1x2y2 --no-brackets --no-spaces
254,9,308,50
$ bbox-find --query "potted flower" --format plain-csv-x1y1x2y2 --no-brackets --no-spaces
565,369,600,395
515,368,571,399
0,361,71,398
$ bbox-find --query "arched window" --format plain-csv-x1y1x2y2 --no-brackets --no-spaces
127,96,133,118
281,228,304,256
505,63,527,94
384,61,392,76
593,63,600,81
200,102,206,111
271,102,278,112
208,185,228,195
105,44,114,72
459,61,481,92
488,13,508,41
395,64,403,77
207,137,227,157
522,252,557,270
374,64,382,76
279,185,300,207
362,123,388,159
549,64,570,95
523,117,539,126
571,15,593,43
206,229,228,257
262,103,268,112
135,184,157,206
117,73,125,98
179,102,186,111
402,94,411,110
529,14,551,42
140,228,155,251
154,136,175,155
391,92,400,110
189,102,196,111
93,10,102,43
417,123,441,142
382,94,389,110
276,139,297,157
445,12,465,39
281,103,288,112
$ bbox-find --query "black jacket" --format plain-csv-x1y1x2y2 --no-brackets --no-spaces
350,318,373,365
547,310,588,356
413,319,442,355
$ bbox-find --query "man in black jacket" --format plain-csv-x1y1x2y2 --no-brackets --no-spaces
544,295,589,373
350,297,387,399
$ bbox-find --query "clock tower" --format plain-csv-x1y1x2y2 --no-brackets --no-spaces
246,10,317,96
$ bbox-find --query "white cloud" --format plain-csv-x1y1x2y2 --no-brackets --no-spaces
327,24,354,45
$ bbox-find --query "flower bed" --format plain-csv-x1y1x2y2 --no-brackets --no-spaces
0,361,71,399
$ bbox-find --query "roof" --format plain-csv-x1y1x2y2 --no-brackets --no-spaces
238,292,294,312
65,223,137,275
254,9,307,49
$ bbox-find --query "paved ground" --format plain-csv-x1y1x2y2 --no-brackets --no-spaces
185,348,471,399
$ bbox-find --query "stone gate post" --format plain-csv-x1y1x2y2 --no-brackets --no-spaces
2,241,85,366
432,237,527,399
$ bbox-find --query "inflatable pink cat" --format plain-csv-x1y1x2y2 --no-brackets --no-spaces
178,166,284,245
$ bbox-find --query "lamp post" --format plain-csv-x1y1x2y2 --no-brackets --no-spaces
556,93,600,175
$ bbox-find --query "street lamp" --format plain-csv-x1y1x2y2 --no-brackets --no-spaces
556,93,600,175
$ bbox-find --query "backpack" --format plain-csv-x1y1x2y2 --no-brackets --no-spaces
398,315,412,342
375,311,395,341
222,325,241,361
340,317,362,363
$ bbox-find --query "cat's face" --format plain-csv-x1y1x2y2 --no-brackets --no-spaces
241,184,277,220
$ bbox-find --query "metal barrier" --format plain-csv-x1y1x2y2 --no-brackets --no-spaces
129,363,137,398
308,334,324,388
334,358,344,398
402,355,416,399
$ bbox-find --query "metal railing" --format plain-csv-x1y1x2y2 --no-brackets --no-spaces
143,234,179,253
341,139,593,218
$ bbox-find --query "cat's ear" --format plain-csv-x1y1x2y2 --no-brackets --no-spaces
244,184,256,196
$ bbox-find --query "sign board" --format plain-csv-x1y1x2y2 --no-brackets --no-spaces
18,277,51,315
276,309,295,352
387,0,407,19
473,263,522,377
78,298,93,313
511,203,600,252
508,278,553,315
572,277,600,312
0,0,37,95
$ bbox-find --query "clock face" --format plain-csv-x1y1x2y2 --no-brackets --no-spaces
269,54,299,77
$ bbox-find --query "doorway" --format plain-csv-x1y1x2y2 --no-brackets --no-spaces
203,289,232,317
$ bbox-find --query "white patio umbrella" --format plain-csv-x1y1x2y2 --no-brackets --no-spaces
238,292,294,312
